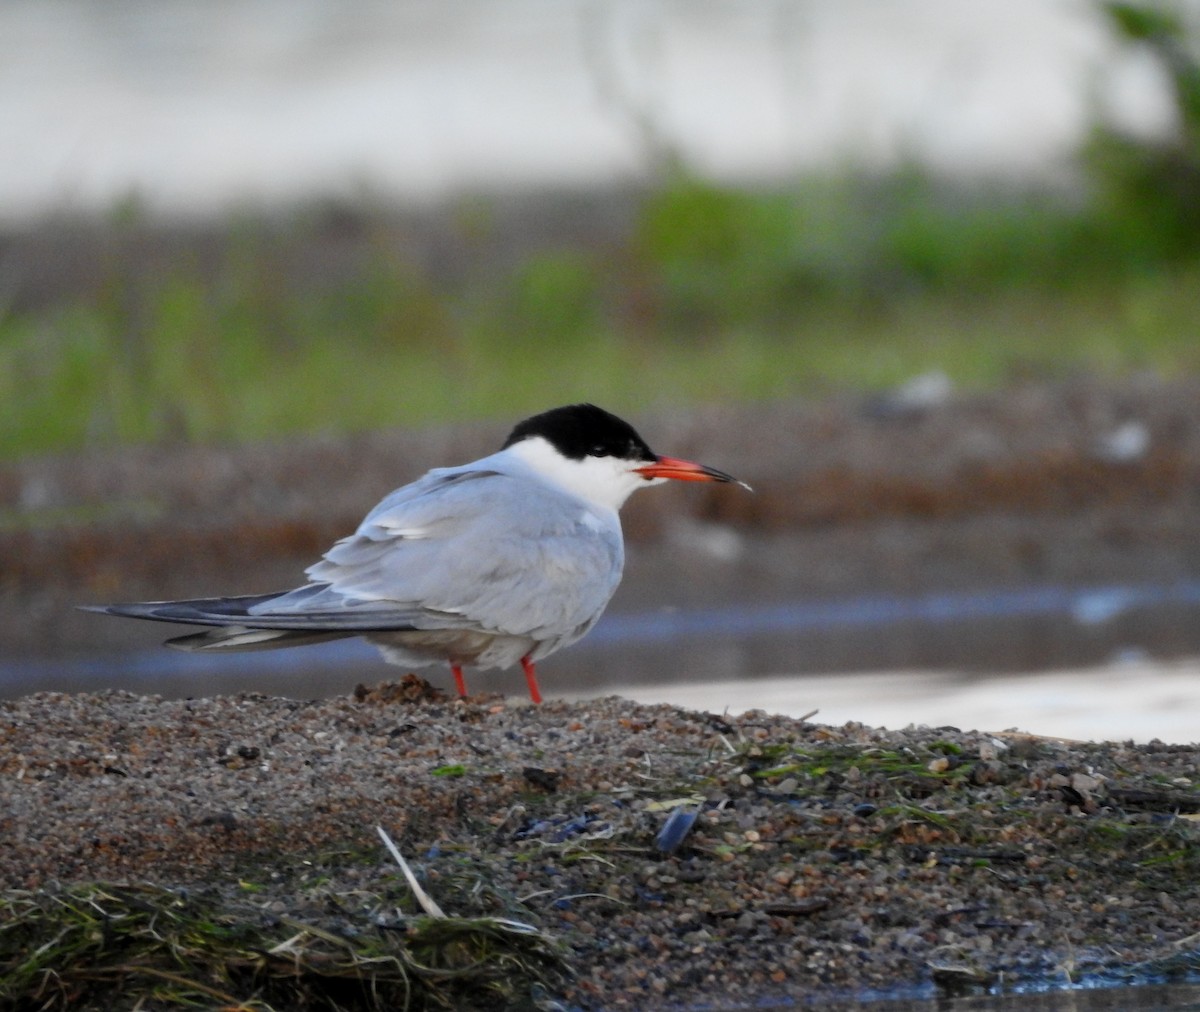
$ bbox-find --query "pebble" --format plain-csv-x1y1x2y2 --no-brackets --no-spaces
1,687,1198,1008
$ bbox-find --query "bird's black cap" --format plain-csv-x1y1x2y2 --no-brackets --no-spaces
502,404,657,462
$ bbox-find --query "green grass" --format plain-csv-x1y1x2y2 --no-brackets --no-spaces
4,170,1200,460
0,880,569,1011
6,261,1199,461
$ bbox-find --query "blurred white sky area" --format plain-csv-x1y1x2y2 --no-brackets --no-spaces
0,0,1184,222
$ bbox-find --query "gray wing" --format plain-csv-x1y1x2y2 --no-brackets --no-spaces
252,467,624,639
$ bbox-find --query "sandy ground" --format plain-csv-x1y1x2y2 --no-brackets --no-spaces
2,683,1199,1008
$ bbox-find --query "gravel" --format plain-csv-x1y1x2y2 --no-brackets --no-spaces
3,678,1198,1008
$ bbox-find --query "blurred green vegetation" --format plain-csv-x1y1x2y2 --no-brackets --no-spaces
2,0,1200,459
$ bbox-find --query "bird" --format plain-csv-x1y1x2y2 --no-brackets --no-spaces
83,404,750,704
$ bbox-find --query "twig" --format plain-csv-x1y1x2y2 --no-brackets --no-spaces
376,826,446,919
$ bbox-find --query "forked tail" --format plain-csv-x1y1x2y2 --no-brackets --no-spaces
79,593,356,654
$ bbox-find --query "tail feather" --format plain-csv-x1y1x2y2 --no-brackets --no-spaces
165,627,354,653
79,589,425,632
79,594,290,628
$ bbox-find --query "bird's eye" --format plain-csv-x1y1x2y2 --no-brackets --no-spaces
590,443,609,456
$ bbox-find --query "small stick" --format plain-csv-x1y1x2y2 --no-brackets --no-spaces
376,825,446,919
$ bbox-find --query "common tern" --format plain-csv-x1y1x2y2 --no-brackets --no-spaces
84,404,749,703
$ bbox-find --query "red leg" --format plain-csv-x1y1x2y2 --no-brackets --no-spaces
520,655,542,705
451,664,468,699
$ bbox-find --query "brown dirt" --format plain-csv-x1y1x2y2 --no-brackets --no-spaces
1,681,1198,1008
6,373,1200,662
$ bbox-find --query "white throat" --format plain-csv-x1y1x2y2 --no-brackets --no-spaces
504,437,660,512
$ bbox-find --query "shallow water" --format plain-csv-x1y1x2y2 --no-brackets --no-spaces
8,576,1200,744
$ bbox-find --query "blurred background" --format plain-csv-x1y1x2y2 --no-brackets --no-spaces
3,0,1200,741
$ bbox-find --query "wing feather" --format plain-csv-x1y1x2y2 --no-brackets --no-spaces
254,466,623,639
